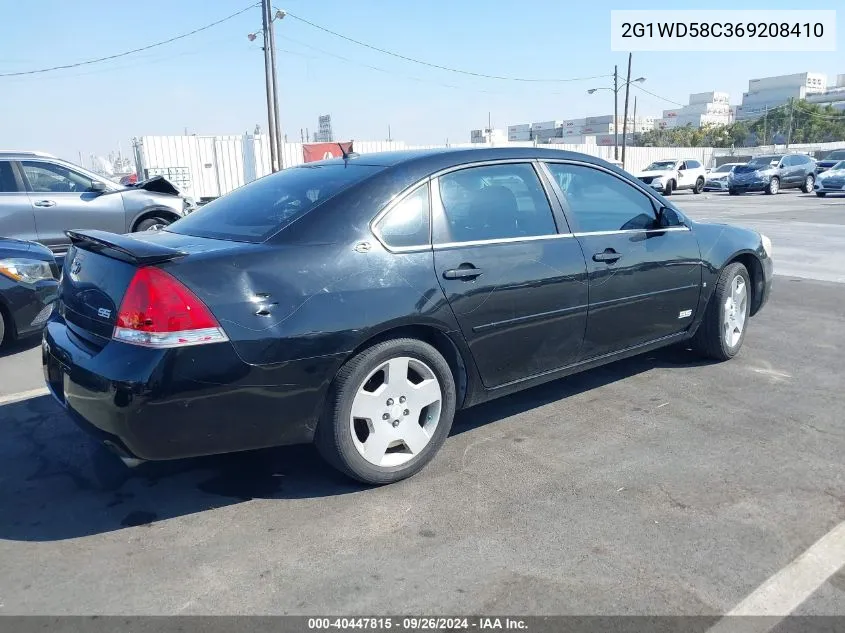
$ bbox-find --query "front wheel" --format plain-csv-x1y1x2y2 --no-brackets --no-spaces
816,191,827,198
663,180,675,196
693,177,705,194
316,338,457,485
801,174,815,193
765,177,780,195
728,188,740,196
691,262,751,361
134,217,171,232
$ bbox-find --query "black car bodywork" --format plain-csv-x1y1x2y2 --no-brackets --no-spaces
43,148,773,465
0,238,59,345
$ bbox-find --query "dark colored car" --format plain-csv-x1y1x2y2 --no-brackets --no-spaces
42,148,773,484
728,153,817,195
815,149,845,175
0,237,59,346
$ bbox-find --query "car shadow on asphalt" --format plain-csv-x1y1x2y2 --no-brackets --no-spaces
0,345,714,542
0,334,40,359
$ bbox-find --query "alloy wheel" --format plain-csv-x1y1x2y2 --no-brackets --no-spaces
723,275,748,348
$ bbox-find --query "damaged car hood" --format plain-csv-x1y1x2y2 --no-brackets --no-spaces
124,175,182,196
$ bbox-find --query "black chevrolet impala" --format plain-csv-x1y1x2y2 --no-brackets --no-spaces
43,148,773,484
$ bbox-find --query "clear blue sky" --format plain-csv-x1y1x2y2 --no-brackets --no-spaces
0,0,841,164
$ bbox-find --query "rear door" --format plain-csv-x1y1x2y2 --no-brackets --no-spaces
20,160,126,255
543,161,702,359
0,160,38,243
432,161,588,388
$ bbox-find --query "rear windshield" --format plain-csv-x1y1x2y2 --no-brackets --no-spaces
167,163,382,242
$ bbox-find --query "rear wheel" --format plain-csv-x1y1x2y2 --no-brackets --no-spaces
134,217,171,232
663,180,675,196
691,262,751,361
693,177,705,194
801,174,815,193
816,191,827,197
316,338,456,485
765,177,780,195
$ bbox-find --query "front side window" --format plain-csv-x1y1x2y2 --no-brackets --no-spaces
685,160,702,169
545,163,659,233
374,183,430,248
0,161,19,193
22,161,93,193
436,163,557,243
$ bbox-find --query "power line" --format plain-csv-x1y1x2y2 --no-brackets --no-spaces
282,10,611,84
0,3,259,78
630,83,685,107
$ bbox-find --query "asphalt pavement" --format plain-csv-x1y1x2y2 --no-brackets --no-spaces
0,189,843,615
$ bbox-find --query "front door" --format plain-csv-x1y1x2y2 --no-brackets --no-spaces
432,161,589,388
20,160,126,255
543,161,702,360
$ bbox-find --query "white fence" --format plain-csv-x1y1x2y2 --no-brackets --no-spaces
135,134,845,200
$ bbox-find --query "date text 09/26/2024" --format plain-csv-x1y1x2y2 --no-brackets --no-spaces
307,617,527,630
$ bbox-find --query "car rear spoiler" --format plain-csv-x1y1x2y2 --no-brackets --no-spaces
66,230,188,265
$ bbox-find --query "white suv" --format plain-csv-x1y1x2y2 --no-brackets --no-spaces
635,158,707,195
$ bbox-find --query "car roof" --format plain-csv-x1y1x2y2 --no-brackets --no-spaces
302,146,618,170
0,150,56,159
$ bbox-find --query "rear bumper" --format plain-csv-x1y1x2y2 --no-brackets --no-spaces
42,318,339,460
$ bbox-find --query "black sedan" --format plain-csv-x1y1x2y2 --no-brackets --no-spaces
42,148,773,484
0,237,59,346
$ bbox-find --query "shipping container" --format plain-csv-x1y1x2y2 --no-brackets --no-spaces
508,123,531,133
508,131,532,141
562,118,587,127
531,120,562,130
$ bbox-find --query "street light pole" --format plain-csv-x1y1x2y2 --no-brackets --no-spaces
613,65,619,160
268,7,285,168
621,53,632,169
260,0,279,172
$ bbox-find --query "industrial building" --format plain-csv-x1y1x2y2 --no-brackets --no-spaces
507,115,653,144
470,128,507,144
805,74,845,111
657,91,733,129
734,72,828,120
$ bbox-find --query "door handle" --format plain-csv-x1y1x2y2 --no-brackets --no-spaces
593,249,622,263
443,266,483,280
33,200,56,207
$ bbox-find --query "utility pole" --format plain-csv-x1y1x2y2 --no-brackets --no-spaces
261,0,279,172
613,65,619,160
267,4,284,168
621,53,632,169
786,97,794,148
632,96,638,136
488,111,493,145
388,125,392,142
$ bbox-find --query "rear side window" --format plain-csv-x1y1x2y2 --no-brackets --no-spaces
168,163,382,242
685,160,702,169
374,183,430,248
0,161,18,192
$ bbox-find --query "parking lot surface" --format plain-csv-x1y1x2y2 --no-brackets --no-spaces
1,190,843,615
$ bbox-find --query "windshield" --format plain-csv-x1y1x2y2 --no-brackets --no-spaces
166,163,383,242
747,156,781,167
825,150,845,161
829,160,845,171
644,160,677,171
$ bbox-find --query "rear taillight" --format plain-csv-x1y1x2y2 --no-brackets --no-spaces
113,267,228,348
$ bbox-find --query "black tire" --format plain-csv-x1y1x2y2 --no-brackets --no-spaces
691,262,751,361
728,188,740,196
693,177,705,194
816,191,827,198
316,338,457,485
801,174,815,193
0,309,6,347
134,217,170,232
663,180,675,196
764,177,779,195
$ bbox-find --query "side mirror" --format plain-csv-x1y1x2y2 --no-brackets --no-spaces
657,206,685,228
89,181,107,193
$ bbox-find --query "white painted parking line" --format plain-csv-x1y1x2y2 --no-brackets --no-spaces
707,520,845,633
0,387,49,406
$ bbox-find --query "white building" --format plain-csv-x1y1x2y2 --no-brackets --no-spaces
804,74,845,111
735,72,827,120
658,91,733,129
470,128,508,144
